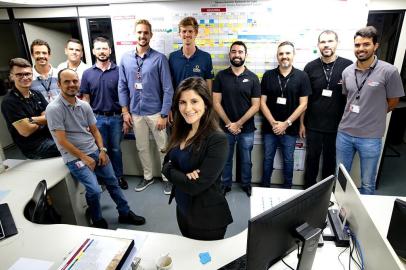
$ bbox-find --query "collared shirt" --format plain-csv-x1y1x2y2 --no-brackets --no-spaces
80,62,121,113
118,48,174,116
338,57,404,138
1,87,51,154
46,95,98,163
304,56,353,133
57,61,91,80
213,66,261,133
261,67,312,135
168,47,214,89
31,65,60,102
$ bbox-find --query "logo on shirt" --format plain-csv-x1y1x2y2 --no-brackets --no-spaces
193,65,201,73
367,81,379,87
242,78,250,83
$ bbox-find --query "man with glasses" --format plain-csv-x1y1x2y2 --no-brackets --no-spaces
1,58,60,159
118,19,174,195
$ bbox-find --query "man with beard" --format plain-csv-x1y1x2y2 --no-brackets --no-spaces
80,37,128,190
30,39,60,102
213,41,260,197
57,38,90,80
169,16,214,91
46,68,146,229
260,41,311,189
336,26,404,194
118,19,174,195
300,30,352,188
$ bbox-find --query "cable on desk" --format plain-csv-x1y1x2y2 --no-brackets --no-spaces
338,246,349,270
281,259,294,270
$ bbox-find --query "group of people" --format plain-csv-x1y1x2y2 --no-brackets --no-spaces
1,15,404,241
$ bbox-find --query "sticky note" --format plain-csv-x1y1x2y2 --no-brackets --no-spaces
199,252,211,264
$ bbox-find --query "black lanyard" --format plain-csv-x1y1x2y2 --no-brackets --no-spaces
39,69,53,93
320,57,337,90
277,75,291,98
354,61,376,100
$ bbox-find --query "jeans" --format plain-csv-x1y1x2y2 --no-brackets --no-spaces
96,115,123,178
304,130,337,188
336,131,382,195
66,151,130,222
262,133,297,188
24,137,61,159
222,132,254,188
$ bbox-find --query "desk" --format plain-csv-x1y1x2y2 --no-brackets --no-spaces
0,161,404,270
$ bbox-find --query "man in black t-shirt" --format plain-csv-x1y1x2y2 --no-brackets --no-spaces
1,58,60,159
260,41,311,188
213,41,261,197
301,30,352,188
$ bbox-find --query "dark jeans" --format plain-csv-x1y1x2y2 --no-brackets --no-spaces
304,130,337,188
176,207,227,241
24,137,61,159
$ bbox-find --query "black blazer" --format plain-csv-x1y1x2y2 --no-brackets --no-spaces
162,131,233,230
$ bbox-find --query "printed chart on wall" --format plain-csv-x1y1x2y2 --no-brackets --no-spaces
110,0,369,170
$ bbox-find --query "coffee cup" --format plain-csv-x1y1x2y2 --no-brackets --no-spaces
155,254,173,270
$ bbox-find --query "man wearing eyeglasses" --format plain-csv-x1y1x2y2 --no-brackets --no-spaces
118,19,174,195
1,58,60,159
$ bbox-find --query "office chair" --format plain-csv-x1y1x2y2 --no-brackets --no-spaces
24,180,61,224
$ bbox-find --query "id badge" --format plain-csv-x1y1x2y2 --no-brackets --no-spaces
350,104,360,114
75,160,85,168
134,82,143,90
322,89,332,97
277,97,287,105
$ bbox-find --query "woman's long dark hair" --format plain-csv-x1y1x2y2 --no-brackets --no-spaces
165,77,220,153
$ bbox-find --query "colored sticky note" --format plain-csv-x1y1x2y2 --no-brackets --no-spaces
199,252,211,264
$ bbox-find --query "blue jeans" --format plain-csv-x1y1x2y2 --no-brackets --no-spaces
24,137,61,159
336,132,382,195
96,115,123,178
262,133,297,188
66,151,130,222
222,132,254,188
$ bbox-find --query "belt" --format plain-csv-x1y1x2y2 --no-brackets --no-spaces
94,111,121,116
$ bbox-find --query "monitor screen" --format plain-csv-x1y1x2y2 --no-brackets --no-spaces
246,175,335,270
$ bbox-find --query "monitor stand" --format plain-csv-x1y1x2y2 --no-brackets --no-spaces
295,223,322,270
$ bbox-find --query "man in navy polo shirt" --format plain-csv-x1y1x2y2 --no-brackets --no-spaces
81,37,128,190
118,19,174,195
169,16,214,91
213,41,261,197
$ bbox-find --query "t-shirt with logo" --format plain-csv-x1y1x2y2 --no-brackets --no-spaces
338,58,404,138
213,67,261,133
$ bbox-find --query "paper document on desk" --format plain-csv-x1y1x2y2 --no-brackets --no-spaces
8,257,53,270
58,234,134,270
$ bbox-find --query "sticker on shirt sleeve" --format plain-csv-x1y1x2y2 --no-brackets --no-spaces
135,83,143,90
350,104,360,114
277,97,287,105
322,89,333,97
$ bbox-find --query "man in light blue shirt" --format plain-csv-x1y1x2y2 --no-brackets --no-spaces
118,19,174,195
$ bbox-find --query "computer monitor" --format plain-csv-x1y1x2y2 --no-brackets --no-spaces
246,175,335,270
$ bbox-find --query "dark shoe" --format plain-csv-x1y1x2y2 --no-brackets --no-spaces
119,211,146,225
134,178,154,192
163,181,172,195
242,186,252,197
93,218,108,229
118,177,128,190
222,186,231,196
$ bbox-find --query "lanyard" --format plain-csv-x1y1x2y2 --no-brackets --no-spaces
39,69,53,93
277,75,290,98
135,54,144,82
320,57,337,90
354,63,376,100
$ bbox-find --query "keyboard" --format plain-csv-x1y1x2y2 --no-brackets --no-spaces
218,254,247,270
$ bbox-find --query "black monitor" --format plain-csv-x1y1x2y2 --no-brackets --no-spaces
246,175,335,270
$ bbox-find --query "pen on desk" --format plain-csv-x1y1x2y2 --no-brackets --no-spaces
60,238,90,270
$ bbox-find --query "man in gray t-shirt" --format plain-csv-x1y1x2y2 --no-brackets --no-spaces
46,68,146,229
336,26,404,195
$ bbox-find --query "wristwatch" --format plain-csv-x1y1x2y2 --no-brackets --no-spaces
99,147,108,152
28,117,35,124
286,119,292,126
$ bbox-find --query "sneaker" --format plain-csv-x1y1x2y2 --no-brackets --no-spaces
134,178,154,192
119,211,146,225
93,218,108,229
118,177,129,190
241,186,252,197
163,181,172,195
222,186,232,196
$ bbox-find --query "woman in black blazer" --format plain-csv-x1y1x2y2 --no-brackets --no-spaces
162,77,233,240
